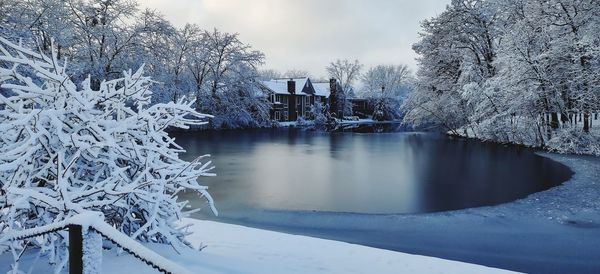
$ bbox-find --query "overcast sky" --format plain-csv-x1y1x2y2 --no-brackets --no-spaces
140,0,450,78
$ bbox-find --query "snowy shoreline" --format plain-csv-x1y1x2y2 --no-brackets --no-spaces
0,221,518,274
203,152,600,274
277,118,402,128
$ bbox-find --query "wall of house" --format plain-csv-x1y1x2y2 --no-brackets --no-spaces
266,78,337,122
269,94,323,122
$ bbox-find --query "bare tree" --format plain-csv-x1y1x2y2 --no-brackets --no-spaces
283,69,311,79
326,59,362,95
258,69,283,80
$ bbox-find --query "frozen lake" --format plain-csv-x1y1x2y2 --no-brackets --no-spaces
175,128,572,216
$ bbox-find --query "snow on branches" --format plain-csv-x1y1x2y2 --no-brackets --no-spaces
0,36,216,270
403,0,600,154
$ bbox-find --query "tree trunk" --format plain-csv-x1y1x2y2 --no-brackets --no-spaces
537,116,546,148
570,113,574,125
583,113,590,133
550,112,559,129
560,111,569,125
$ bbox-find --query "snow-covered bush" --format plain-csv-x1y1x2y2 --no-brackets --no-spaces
0,37,216,271
293,102,330,130
547,128,600,156
311,101,328,129
296,116,313,127
372,97,402,121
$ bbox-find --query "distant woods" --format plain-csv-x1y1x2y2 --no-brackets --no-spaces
0,0,269,129
403,0,600,154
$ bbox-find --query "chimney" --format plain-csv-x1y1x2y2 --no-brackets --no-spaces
329,78,339,118
287,79,296,94
329,78,337,95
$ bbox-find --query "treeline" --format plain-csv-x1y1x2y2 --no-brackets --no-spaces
0,0,271,129
403,0,600,154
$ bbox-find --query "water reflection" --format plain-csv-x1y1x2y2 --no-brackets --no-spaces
174,129,572,215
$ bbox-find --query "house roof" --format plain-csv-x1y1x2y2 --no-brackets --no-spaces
260,81,284,95
312,82,331,97
260,78,325,97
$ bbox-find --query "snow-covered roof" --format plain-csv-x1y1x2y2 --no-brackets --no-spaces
260,80,289,95
260,78,314,96
312,82,331,97
290,78,309,94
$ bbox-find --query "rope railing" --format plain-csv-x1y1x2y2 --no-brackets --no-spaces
0,213,191,274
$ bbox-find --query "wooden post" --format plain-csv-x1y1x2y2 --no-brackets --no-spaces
69,224,83,274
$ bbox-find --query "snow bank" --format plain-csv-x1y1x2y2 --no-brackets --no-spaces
176,219,517,274
0,218,516,273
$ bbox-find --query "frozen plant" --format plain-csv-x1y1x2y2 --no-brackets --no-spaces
0,36,216,272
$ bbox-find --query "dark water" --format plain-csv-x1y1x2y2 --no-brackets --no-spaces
174,128,572,216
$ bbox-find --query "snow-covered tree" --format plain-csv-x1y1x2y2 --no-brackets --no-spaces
0,37,216,271
310,101,328,129
1,0,273,130
185,28,269,129
361,65,411,98
360,64,412,121
403,0,600,154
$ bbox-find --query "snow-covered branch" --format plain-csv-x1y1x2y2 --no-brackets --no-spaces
0,36,216,272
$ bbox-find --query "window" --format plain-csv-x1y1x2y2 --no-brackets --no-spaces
297,97,303,116
305,96,312,111
275,111,281,121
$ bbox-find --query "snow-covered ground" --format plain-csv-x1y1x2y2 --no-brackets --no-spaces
0,219,515,274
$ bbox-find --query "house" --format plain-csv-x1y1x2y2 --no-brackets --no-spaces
349,98,374,119
260,78,334,122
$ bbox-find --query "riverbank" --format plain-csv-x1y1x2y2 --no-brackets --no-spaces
277,118,403,128
207,153,600,274
449,115,600,156
0,220,516,274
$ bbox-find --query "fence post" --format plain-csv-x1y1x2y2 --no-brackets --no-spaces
69,224,83,274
